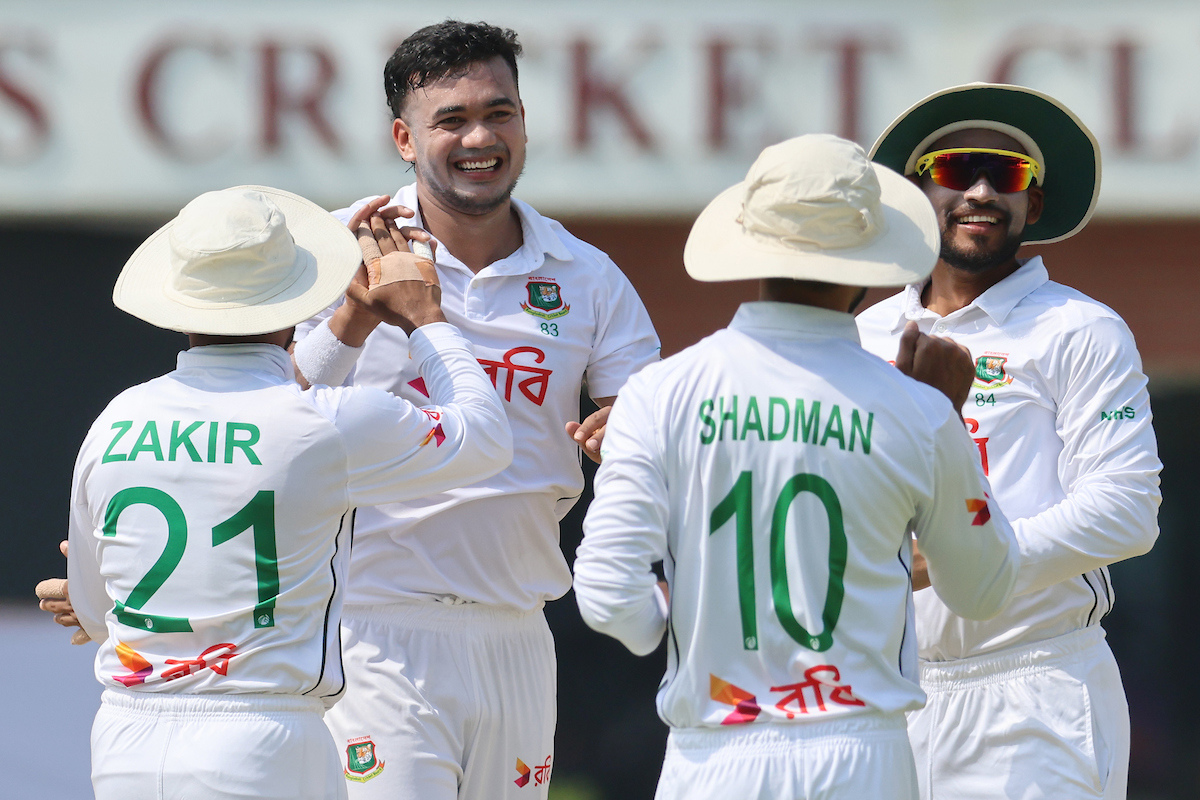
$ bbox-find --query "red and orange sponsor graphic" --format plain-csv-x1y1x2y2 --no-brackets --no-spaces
110,642,239,687
113,641,153,687
420,409,446,447
711,665,864,723
966,496,992,526
710,674,762,725
162,643,238,681
514,755,552,788
771,665,865,719
407,347,554,407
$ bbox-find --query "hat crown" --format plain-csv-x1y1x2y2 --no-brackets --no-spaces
166,188,302,308
739,134,886,253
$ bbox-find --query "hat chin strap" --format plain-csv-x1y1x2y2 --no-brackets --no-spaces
905,120,1045,183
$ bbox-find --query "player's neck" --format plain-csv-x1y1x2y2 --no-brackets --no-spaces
416,191,524,274
922,258,1022,317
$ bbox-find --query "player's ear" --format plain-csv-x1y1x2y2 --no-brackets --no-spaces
393,118,415,163
1025,185,1045,225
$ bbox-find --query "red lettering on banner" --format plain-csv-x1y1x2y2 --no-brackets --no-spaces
260,41,340,153
161,643,238,681
1109,39,1195,157
964,417,990,476
479,347,553,406
808,33,896,144
0,35,50,162
770,665,865,718
137,38,233,160
569,37,657,151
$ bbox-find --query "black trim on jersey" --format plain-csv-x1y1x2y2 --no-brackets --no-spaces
304,509,349,698
660,540,681,727
1098,568,1114,620
896,545,912,675
1080,571,1100,628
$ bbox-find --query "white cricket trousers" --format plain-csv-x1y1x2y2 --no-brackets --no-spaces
908,625,1129,800
324,600,557,800
656,712,919,800
91,686,348,800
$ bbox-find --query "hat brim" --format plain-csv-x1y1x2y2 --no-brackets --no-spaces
114,185,361,336
684,163,940,287
870,83,1100,245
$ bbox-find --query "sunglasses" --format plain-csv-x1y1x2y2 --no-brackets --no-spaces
914,148,1042,193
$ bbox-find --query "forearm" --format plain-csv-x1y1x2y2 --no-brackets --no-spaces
1011,473,1160,595
574,540,668,656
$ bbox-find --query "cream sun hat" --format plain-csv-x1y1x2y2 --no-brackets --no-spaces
684,134,939,287
114,185,361,336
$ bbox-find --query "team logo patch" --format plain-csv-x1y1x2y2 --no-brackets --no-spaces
345,737,385,782
973,355,1014,389
710,674,761,725
521,279,570,320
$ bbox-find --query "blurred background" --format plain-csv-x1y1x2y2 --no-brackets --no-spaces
3,0,1198,797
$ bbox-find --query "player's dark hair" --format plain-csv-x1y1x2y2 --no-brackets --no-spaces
384,20,522,119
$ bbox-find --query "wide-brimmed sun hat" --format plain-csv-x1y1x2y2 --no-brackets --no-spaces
684,134,940,287
114,185,361,336
870,83,1101,245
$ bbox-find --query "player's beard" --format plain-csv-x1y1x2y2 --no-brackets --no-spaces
940,225,1024,274
419,161,525,216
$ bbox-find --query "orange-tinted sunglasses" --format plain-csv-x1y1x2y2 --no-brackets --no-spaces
914,148,1042,193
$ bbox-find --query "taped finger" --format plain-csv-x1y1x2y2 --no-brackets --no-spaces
35,578,68,601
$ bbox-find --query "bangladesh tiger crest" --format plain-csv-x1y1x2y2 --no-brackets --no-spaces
345,737,385,782
973,355,1014,389
521,279,570,320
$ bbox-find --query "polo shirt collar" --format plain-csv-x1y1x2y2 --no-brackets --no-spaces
885,256,1049,333
393,183,574,277
730,301,861,345
177,343,294,381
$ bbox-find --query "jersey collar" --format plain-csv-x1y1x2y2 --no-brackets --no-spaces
730,301,861,345
887,256,1050,332
393,183,575,277
177,343,295,382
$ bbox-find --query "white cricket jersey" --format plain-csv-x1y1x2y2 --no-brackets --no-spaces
856,257,1162,661
68,327,511,706
294,183,660,611
574,302,1019,729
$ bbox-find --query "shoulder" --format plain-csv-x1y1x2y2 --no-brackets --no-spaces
515,198,621,273
854,291,907,339
1024,279,1126,329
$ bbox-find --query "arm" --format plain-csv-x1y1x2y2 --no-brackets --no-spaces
65,454,110,645
915,403,1020,620
333,219,511,505
574,380,670,655
1009,317,1161,595
568,258,661,463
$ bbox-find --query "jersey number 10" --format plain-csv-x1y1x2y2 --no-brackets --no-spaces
710,471,846,653
102,488,279,633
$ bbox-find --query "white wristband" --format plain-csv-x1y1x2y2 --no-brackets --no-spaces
293,319,364,387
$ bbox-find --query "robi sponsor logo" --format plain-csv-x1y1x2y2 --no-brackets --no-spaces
514,755,552,788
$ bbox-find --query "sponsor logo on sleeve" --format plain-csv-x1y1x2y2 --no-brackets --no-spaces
514,755,552,788
966,496,992,526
